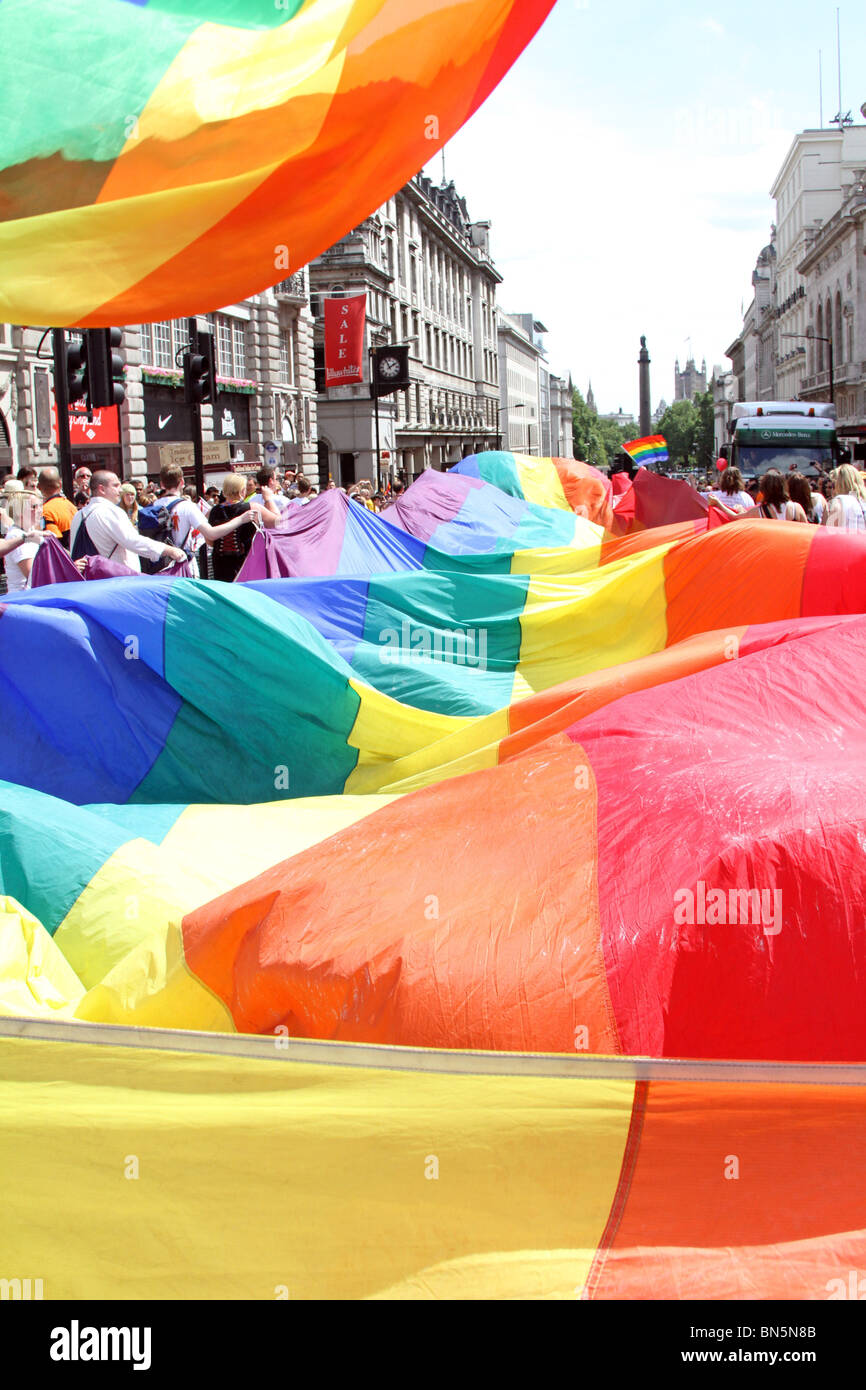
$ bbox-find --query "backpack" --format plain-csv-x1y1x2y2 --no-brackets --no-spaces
70,507,116,563
137,495,184,574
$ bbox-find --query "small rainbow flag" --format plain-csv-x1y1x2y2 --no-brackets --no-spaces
622,435,669,467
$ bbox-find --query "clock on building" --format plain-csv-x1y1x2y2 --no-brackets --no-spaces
372,343,410,397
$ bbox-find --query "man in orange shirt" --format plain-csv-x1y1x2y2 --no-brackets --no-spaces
38,467,77,549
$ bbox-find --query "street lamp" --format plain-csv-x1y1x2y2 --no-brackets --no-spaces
497,401,524,451
780,331,834,407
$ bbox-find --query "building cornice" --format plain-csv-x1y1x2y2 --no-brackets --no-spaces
797,196,866,274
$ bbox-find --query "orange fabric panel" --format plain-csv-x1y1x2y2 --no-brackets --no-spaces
589,1079,866,1300
600,521,700,565
664,521,811,647
183,744,621,1056
501,628,747,763
552,459,614,530
92,10,514,322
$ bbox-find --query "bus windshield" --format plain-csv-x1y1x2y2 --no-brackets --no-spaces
735,444,835,477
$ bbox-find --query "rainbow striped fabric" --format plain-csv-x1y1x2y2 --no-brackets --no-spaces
239,456,613,578
0,0,554,326
4,462,866,1298
622,434,669,467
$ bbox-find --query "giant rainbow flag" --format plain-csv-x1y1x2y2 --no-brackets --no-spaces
4,456,866,1298
0,0,555,325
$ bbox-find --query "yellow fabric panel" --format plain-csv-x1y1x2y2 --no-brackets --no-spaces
0,167,285,327
100,5,350,198
510,529,604,576
513,454,569,511
514,545,672,696
159,796,399,879
345,678,509,793
0,897,84,1018
0,1034,635,1300
48,798,395,1030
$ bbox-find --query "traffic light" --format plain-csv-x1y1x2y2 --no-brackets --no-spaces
183,329,216,405
84,327,125,408
65,334,86,405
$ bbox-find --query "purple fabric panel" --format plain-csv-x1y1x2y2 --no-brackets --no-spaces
85,555,193,580
29,534,82,587
238,493,347,578
385,469,485,542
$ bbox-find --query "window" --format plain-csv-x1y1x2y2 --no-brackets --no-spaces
232,321,246,376
152,321,173,369
212,314,247,379
217,318,232,376
278,324,294,385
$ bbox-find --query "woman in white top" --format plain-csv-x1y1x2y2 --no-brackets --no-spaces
757,470,809,522
826,464,866,532
709,466,753,513
0,482,41,590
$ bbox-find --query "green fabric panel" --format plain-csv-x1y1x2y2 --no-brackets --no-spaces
147,0,307,22
420,546,513,577
0,0,197,165
472,454,524,499
83,801,187,846
510,504,578,552
354,572,529,717
0,780,130,935
133,582,360,804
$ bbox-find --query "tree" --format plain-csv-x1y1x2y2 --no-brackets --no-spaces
597,415,638,471
655,399,699,468
572,389,608,469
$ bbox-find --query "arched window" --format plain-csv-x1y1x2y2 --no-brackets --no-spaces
816,303,823,372
835,292,844,363
825,298,833,372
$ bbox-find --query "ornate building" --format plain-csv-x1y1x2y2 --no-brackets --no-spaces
770,125,866,402
309,174,502,486
674,355,707,401
797,170,866,458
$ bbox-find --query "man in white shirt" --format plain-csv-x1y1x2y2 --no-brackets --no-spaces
70,471,187,572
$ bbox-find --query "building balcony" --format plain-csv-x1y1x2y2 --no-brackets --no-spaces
800,363,864,396
274,274,307,302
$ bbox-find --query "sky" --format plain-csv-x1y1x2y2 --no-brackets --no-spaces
425,0,866,418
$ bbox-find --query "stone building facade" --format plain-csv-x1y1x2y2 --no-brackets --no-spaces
0,277,318,485
498,311,545,455
309,175,502,487
769,125,866,401
549,374,574,459
797,171,866,457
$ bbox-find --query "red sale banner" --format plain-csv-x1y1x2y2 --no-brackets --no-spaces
324,293,366,386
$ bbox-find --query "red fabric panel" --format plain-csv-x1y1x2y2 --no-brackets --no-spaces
568,614,866,1060
801,526,866,616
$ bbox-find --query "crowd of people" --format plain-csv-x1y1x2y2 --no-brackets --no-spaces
8,455,864,593
705,465,866,529
0,462,408,590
